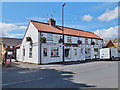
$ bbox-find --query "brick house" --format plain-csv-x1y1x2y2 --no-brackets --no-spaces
0,37,22,59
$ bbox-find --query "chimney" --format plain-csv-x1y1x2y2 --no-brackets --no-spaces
48,18,56,26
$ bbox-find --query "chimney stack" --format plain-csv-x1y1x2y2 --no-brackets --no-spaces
48,18,56,26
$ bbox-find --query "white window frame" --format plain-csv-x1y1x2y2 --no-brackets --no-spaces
67,36,72,43
29,48,32,58
85,38,88,44
47,33,53,41
74,49,77,55
43,48,47,56
51,47,59,57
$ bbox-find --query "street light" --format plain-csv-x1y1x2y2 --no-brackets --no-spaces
62,3,66,63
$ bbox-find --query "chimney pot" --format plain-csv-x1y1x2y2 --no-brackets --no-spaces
48,18,56,26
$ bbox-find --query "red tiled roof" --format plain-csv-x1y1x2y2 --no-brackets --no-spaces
31,20,102,39
16,43,21,48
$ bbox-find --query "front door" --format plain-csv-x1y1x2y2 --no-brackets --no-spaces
65,48,71,59
85,48,91,59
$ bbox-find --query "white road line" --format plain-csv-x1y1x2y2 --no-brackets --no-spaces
18,70,39,74
2,78,43,86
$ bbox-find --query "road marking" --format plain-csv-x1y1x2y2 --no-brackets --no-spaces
2,78,43,86
18,70,39,74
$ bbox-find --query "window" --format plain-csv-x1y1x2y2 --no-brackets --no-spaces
16,41,19,43
6,46,7,48
47,33,53,41
96,40,98,45
10,46,13,48
29,48,32,58
9,40,12,43
43,48,47,56
94,48,98,52
74,49,77,55
85,38,88,44
81,48,83,55
67,36,72,43
23,49,25,56
51,47,59,57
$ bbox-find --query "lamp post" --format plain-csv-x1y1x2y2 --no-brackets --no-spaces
62,3,66,63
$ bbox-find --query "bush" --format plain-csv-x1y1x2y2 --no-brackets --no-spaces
40,37,46,43
58,39,63,43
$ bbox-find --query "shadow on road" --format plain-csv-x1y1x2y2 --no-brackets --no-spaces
2,65,96,88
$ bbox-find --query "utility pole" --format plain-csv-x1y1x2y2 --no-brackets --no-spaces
62,3,66,63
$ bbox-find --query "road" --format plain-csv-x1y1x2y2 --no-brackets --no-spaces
2,61,118,88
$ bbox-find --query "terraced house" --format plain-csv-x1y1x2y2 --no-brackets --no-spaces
16,18,103,64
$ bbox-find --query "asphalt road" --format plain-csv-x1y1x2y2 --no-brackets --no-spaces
2,61,119,88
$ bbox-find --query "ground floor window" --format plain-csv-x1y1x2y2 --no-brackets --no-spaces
51,47,59,57
43,48,47,56
29,48,32,58
23,49,25,56
81,48,84,55
74,49,77,55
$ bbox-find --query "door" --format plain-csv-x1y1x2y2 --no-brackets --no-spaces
65,48,71,59
85,48,91,59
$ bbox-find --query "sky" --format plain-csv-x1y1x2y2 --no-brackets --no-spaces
1,2,119,40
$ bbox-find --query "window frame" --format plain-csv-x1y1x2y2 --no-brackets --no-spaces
29,48,32,58
67,36,72,43
51,47,59,57
43,48,47,57
23,48,25,56
85,38,88,44
47,33,53,41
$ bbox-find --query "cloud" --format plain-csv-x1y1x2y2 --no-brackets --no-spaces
82,14,93,22
98,7,119,22
26,17,47,20
94,26,118,40
0,22,27,38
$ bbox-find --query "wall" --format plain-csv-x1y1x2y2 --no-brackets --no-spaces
40,32,103,64
17,22,39,64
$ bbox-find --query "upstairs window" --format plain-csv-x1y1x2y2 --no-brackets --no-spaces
85,38,88,44
96,40,98,45
47,33,53,41
67,36,72,43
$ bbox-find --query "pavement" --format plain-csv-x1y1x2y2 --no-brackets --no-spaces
2,60,119,88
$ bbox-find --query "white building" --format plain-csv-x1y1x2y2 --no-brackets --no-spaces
16,18,103,64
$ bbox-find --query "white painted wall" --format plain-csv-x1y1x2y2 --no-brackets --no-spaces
16,22,103,64
17,22,39,64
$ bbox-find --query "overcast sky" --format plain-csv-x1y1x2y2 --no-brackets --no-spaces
1,2,119,40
